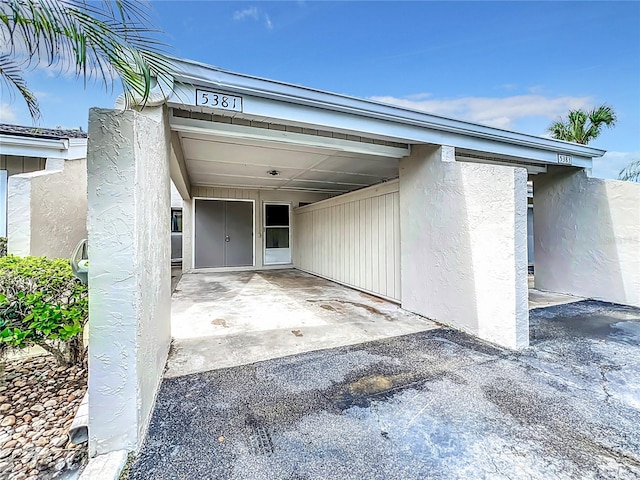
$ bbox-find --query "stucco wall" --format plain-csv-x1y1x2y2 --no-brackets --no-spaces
87,107,171,455
7,158,87,258
186,186,330,271
399,145,529,349
293,181,401,301
534,169,640,307
6,176,31,257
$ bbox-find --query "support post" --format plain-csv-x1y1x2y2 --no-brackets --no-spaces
86,107,172,455
399,145,529,348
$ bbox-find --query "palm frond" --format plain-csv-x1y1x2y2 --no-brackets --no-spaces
547,104,617,145
589,104,617,127
0,54,41,121
618,160,640,182
0,0,173,122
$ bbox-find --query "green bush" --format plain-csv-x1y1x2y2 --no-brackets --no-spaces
0,238,6,257
0,255,87,365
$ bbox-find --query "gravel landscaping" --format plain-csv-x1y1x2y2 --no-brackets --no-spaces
0,355,87,480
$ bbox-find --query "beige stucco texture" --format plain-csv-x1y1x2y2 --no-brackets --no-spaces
534,169,640,307
8,157,87,258
399,145,529,349
87,107,172,456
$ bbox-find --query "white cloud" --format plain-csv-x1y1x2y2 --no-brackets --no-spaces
0,104,19,124
232,6,273,30
592,151,640,180
405,92,432,101
369,94,592,130
233,7,259,21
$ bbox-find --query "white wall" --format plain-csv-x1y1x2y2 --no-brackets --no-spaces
293,181,401,301
6,175,29,256
185,186,330,271
170,181,183,208
399,145,529,349
86,107,171,455
8,157,87,258
534,169,640,307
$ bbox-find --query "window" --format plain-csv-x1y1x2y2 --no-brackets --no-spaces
265,204,289,227
171,208,182,233
266,228,289,248
264,203,291,264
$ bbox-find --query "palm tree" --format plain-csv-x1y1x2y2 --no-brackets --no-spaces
618,160,640,182
548,104,617,145
0,0,173,122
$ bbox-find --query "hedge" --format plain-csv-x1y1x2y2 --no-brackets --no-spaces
0,255,88,365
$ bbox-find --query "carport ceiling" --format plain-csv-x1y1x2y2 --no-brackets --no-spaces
171,116,407,193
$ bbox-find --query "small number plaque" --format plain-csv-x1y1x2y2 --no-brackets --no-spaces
558,154,573,165
196,89,243,112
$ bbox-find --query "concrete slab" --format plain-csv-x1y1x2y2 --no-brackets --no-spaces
79,450,128,480
171,266,182,293
129,300,640,480
529,288,584,309
167,269,438,378
528,274,584,309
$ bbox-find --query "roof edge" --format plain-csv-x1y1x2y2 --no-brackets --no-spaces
170,57,606,158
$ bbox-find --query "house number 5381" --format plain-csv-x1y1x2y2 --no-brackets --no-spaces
196,89,243,112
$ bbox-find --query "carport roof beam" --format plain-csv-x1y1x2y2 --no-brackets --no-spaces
170,113,410,159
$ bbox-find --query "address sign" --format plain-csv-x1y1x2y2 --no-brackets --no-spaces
195,89,243,112
557,154,573,165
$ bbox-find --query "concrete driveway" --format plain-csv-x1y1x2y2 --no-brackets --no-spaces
129,300,640,479
167,270,439,377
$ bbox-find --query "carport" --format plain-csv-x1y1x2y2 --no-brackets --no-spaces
84,58,640,457
167,269,582,379
167,269,439,378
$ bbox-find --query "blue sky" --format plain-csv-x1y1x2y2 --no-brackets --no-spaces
1,1,638,179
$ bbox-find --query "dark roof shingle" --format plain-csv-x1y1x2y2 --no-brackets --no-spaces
0,124,87,140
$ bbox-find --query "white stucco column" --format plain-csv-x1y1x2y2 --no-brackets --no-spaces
399,145,529,349
8,158,87,258
181,199,193,271
86,107,172,455
534,168,640,307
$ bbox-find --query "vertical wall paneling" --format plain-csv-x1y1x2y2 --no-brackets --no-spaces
293,180,401,302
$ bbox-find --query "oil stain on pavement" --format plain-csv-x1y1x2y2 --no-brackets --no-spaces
129,300,640,480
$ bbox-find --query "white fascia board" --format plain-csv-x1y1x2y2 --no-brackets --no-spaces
0,135,87,160
66,138,88,160
0,134,67,158
168,59,605,161
170,85,592,167
170,114,410,158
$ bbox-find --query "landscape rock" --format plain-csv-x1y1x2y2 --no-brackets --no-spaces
1,416,16,427
0,355,87,479
50,436,67,448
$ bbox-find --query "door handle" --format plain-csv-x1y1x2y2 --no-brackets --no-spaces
225,235,230,242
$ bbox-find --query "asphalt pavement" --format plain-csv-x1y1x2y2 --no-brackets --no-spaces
129,300,640,480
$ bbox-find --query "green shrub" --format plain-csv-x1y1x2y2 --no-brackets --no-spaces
0,238,6,257
0,255,87,365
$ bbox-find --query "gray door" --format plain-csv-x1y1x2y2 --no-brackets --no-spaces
195,200,253,268
225,201,253,267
